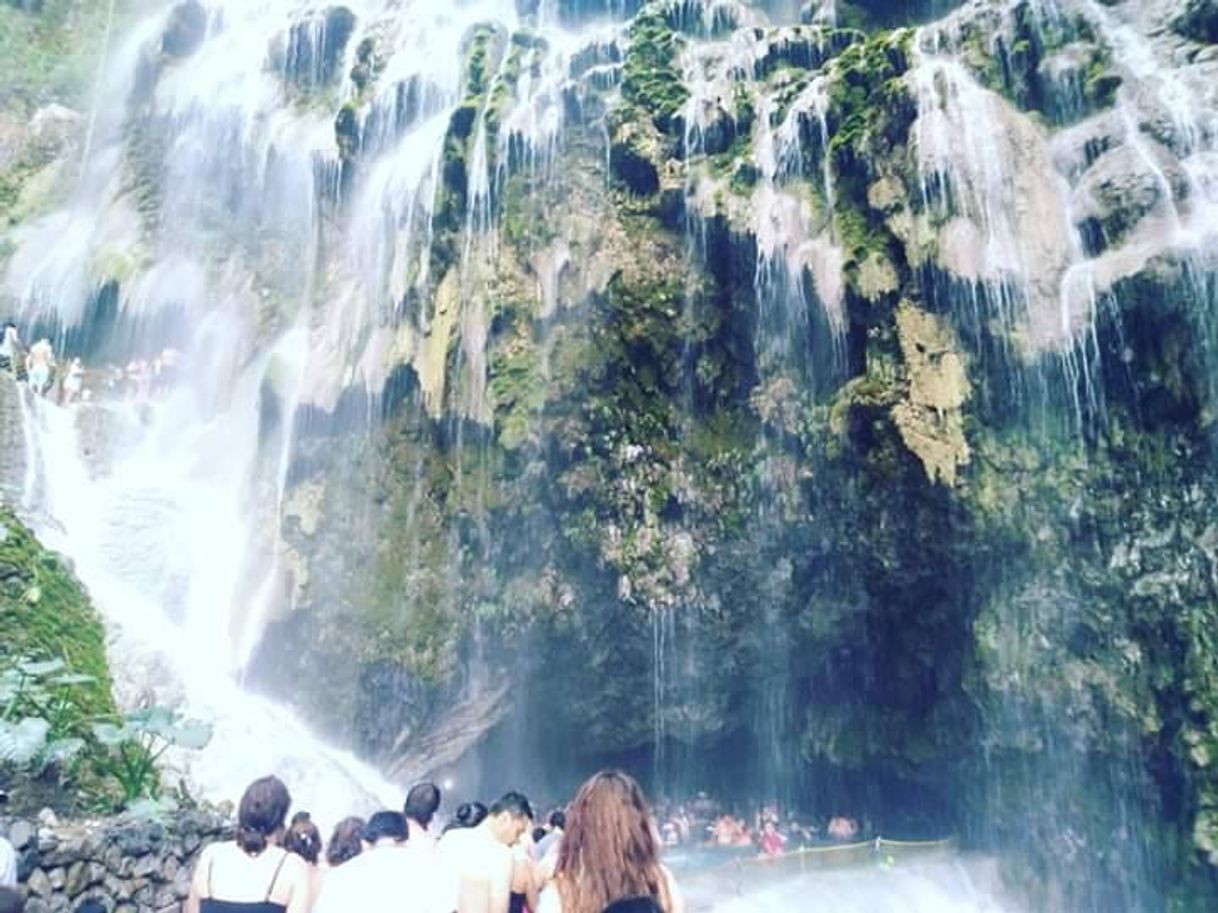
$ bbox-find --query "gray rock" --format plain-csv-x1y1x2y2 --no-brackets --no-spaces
9,820,35,851
172,864,192,899
87,861,107,888
1070,142,1188,253
24,900,50,913
103,873,131,901
162,0,209,58
131,854,159,879
64,860,89,896
36,810,59,828
47,867,65,890
27,868,52,897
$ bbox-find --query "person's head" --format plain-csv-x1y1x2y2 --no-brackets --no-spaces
763,820,776,835
327,816,366,867
487,791,533,846
555,771,668,913
549,809,566,831
404,782,441,829
237,776,291,855
445,801,487,833
532,826,548,843
0,888,22,913
363,810,408,845
284,815,322,865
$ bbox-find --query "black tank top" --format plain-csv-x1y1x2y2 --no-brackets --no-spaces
200,848,289,913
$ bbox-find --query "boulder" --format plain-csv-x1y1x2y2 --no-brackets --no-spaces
161,1,208,58
1175,0,1218,44
1069,142,1188,254
8,819,35,851
277,6,358,90
609,113,663,195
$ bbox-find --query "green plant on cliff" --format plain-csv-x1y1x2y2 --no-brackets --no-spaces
92,706,213,804
622,3,689,133
0,0,127,110
0,657,92,768
826,28,915,297
0,510,115,721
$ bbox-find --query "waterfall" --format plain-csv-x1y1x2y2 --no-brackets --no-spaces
3,0,1218,906
1,0,600,812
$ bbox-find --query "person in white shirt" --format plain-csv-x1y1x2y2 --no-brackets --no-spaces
0,835,17,889
537,772,683,913
313,811,429,913
440,792,532,913
405,782,442,852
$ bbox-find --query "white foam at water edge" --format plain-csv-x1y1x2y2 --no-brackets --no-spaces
703,861,1024,913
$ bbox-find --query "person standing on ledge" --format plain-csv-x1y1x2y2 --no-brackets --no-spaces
0,322,21,377
186,775,310,913
538,771,683,913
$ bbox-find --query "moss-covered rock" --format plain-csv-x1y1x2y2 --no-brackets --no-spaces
622,2,689,134
0,508,116,722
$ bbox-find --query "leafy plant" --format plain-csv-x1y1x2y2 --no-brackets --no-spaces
0,657,92,770
92,707,212,803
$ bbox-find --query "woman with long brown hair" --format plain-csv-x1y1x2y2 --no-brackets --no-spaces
538,771,684,913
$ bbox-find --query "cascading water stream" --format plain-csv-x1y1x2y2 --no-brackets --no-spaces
3,0,1216,906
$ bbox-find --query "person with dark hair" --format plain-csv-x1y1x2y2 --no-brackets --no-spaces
325,816,366,868
405,781,442,845
283,814,323,908
185,776,310,913
284,814,321,864
0,886,22,913
536,810,565,867
443,803,489,835
441,791,533,913
538,771,683,913
313,811,432,913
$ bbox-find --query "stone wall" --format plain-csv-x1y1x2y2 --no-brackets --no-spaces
1,810,231,913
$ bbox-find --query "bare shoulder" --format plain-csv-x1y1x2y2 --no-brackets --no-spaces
194,841,220,869
660,865,685,913
280,850,310,883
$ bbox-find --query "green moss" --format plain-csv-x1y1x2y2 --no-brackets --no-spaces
622,2,689,134
1083,54,1122,109
0,509,116,722
0,0,123,112
823,29,916,305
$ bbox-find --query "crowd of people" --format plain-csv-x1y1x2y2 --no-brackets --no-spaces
654,796,862,858
123,769,685,913
0,771,872,912
0,320,180,405
1,770,683,913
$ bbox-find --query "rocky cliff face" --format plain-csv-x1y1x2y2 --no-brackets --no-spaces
2,0,1218,908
